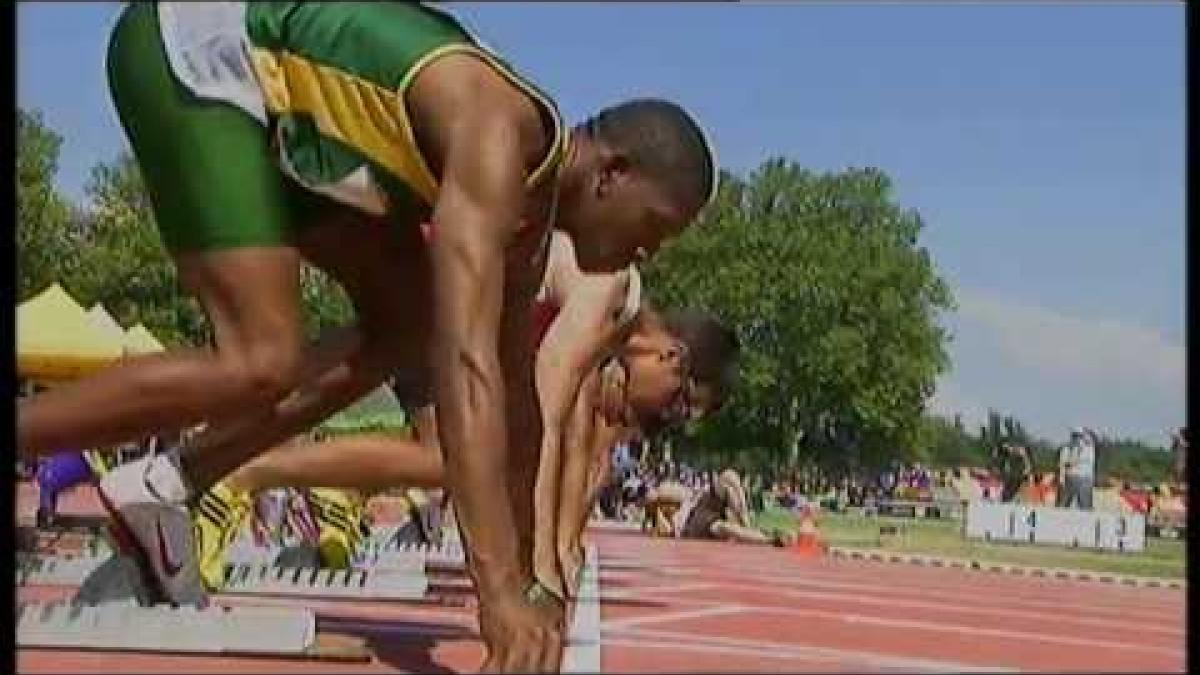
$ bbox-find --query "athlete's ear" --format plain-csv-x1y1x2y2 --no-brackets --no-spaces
595,150,631,199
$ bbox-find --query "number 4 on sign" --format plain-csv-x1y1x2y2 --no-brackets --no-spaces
1025,510,1037,543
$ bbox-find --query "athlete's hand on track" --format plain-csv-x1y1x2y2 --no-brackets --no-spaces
478,580,566,673
557,543,584,600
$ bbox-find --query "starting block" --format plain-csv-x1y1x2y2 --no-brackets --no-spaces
19,550,428,602
224,534,462,572
355,530,466,566
562,544,601,674
16,600,366,659
18,525,110,557
220,562,427,600
358,540,466,571
17,551,109,587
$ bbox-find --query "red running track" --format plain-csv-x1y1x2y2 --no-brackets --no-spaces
14,484,1187,672
594,524,1184,673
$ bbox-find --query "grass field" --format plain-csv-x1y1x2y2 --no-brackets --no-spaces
753,507,1186,579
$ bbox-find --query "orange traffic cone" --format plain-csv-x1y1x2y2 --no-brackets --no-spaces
793,505,825,558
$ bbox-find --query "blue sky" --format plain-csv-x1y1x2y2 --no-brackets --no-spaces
17,2,1185,446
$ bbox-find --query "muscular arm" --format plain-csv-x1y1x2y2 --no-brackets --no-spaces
554,370,629,597
531,272,630,597
427,107,536,597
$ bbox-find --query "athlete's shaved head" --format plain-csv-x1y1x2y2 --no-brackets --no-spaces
556,98,717,274
584,99,717,213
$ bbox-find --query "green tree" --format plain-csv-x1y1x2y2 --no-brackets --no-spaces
300,264,355,339
645,159,955,472
1094,436,1173,485
17,108,78,299
73,153,208,346
72,153,355,345
917,414,989,468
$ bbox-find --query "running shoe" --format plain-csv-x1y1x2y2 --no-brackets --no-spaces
191,481,251,591
97,451,206,606
35,451,95,527
282,487,322,545
305,488,367,569
250,489,288,547
82,449,116,478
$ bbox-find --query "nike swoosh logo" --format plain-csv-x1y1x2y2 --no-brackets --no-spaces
156,517,183,577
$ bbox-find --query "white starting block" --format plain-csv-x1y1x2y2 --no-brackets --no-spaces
221,562,427,599
17,600,316,655
966,502,1146,552
225,535,427,572
19,550,427,601
17,551,109,586
357,539,467,571
562,544,601,674
225,535,463,572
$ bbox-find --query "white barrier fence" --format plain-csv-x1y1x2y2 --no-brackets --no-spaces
965,501,1145,553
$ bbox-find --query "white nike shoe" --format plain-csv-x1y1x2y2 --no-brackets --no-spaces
97,452,207,606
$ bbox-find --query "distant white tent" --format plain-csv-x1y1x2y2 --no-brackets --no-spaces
123,323,166,355
85,304,126,341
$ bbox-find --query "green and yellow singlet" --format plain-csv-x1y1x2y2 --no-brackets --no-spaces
161,1,568,223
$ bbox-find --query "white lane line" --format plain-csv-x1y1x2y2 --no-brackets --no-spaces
605,604,747,630
601,581,718,601
699,601,1184,658
563,544,602,674
609,625,1019,673
704,578,1186,638
723,570,1184,623
602,636,850,666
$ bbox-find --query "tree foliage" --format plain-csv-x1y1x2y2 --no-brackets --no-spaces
72,153,209,346
645,159,955,472
916,410,1173,484
18,109,1172,483
17,109,78,299
16,107,355,347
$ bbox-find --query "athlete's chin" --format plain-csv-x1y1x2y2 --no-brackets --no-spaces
572,245,628,275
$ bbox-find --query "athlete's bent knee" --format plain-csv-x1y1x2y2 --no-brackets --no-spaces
225,342,302,404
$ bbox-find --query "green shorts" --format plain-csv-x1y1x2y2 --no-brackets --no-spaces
106,3,335,252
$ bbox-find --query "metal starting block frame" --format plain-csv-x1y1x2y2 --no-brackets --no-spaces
220,562,427,599
17,600,317,656
562,544,601,674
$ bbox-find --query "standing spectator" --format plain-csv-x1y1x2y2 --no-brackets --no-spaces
879,467,896,499
996,443,1033,503
912,463,931,490
836,476,850,511
1057,427,1097,509
612,441,635,479
1171,428,1187,486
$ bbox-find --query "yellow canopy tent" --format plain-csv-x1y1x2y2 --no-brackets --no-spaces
17,284,124,381
123,323,166,355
